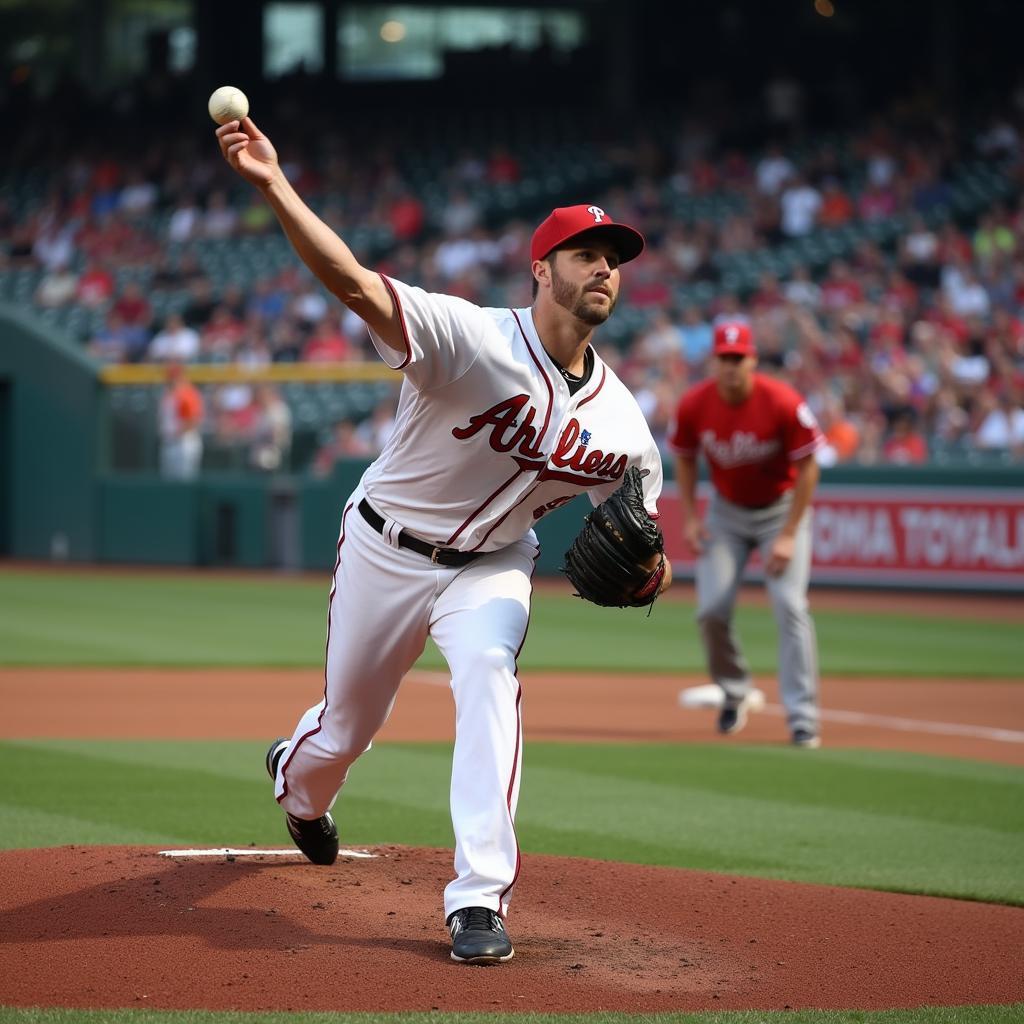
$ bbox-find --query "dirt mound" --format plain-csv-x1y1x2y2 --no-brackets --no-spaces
1,845,1021,1012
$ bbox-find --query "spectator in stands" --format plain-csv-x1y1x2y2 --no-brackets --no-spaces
679,305,714,367
950,334,992,390
818,178,855,228
973,389,1024,455
930,385,971,451
815,393,861,466
248,384,293,472
311,418,373,477
118,168,158,218
882,408,929,464
268,319,304,363
973,210,1015,268
755,142,795,196
441,187,483,237
158,363,204,480
202,190,239,239
239,192,275,234
355,396,398,454
110,280,153,329
302,314,352,362
246,275,290,322
634,309,684,362
820,259,865,313
750,272,785,312
486,144,520,184
201,305,246,360
182,277,218,330
899,213,941,287
34,259,78,307
783,265,822,309
86,310,150,363
911,161,951,216
32,219,76,272
943,263,991,319
857,178,898,222
149,312,200,363
75,260,115,308
291,277,330,328
387,188,425,242
779,172,821,238
150,250,205,291
167,193,201,244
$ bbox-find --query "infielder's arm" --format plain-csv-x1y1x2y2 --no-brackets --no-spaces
673,455,706,555
215,118,404,353
765,455,819,575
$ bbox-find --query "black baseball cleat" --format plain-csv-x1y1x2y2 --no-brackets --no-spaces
265,737,339,866
717,693,752,735
791,729,821,749
447,906,514,964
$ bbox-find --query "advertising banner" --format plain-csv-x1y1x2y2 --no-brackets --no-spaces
660,485,1024,591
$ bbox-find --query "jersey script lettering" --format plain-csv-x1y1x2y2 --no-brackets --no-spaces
453,397,627,481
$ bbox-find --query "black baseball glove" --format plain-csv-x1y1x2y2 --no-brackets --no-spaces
561,465,667,609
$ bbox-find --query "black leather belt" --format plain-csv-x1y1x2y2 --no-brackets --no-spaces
358,499,481,567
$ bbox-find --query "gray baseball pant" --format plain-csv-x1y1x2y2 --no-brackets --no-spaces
695,491,819,735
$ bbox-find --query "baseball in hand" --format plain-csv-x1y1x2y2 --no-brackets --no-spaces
208,86,249,125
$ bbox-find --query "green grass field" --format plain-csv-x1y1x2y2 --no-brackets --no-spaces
2,739,1022,905
1,568,1022,1024
0,570,1020,676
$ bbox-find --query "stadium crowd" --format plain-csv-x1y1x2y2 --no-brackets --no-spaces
3,88,1024,469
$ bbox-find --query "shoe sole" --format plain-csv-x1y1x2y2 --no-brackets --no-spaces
450,948,515,964
793,736,822,749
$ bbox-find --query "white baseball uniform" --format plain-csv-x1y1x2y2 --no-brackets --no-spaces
275,275,662,920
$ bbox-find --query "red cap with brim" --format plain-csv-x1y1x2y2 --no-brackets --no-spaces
531,204,646,264
713,321,756,356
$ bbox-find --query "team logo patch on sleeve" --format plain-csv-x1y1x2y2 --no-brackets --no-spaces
796,402,819,429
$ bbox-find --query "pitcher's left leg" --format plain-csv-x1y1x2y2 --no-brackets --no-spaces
763,511,819,738
429,538,538,923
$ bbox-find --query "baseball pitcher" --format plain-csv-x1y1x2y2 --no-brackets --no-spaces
216,115,671,964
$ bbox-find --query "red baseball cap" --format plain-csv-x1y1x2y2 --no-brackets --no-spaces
713,321,756,357
530,204,646,264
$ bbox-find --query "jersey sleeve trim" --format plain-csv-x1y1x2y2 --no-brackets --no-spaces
789,435,825,461
375,274,412,370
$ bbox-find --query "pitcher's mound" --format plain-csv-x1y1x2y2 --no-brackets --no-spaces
0,845,1021,1012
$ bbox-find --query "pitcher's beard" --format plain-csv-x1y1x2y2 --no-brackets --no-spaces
552,273,616,325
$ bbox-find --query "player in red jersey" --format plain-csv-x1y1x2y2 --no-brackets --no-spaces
668,321,824,747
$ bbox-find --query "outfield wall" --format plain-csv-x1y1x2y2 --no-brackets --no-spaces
81,463,1024,592
0,307,101,561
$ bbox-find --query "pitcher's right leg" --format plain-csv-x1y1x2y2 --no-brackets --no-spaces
271,501,436,823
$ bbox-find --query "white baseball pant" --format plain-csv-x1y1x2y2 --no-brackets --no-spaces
274,487,539,920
